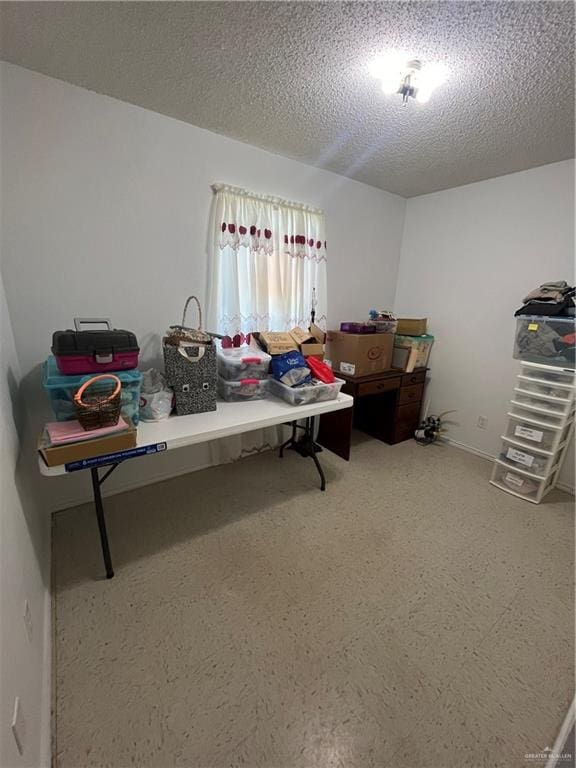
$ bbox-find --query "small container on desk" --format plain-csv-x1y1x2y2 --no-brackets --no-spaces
393,334,434,372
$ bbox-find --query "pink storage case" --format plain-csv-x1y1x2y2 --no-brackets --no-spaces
52,318,139,375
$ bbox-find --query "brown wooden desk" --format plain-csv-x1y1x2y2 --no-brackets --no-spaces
317,368,427,459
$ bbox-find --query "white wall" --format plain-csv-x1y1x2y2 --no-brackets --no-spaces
395,160,575,491
0,267,51,767
0,62,406,511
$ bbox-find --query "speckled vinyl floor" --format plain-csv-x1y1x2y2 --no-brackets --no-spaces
52,435,574,768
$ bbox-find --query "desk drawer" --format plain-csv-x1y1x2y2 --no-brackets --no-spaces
358,377,401,397
399,383,424,405
397,401,421,425
402,370,426,387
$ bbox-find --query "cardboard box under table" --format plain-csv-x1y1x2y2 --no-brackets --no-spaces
326,331,394,377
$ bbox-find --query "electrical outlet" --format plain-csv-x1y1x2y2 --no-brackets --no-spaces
477,416,488,430
11,697,26,756
23,600,33,643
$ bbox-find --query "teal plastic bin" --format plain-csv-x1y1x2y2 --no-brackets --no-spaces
42,356,142,424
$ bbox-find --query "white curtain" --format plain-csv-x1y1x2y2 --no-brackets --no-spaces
207,183,327,335
206,183,328,465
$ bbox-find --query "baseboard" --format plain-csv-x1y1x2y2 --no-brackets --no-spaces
442,436,575,496
40,587,51,767
441,436,494,463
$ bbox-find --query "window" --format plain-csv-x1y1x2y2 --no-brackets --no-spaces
207,184,327,336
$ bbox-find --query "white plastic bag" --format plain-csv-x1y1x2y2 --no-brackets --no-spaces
139,368,173,422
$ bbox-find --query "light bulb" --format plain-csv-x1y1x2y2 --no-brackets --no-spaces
418,63,449,92
369,54,448,104
369,51,409,93
415,88,432,104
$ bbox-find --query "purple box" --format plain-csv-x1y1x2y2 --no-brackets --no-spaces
340,322,376,334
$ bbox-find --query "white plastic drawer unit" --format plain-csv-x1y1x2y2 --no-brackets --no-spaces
508,403,565,428
497,438,557,478
490,462,555,504
519,361,576,387
513,385,574,413
504,414,562,453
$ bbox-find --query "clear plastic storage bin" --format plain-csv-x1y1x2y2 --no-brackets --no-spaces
514,317,576,367
497,439,557,478
43,355,142,424
515,378,575,403
519,361,575,387
216,345,271,381
508,403,564,428
491,462,545,502
512,389,572,415
504,414,560,452
268,377,344,406
217,377,269,402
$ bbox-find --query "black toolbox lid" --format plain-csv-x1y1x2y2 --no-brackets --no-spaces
52,329,139,356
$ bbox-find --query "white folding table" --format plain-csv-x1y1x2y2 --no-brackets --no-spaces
39,394,353,579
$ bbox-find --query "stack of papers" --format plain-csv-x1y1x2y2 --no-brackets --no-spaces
45,417,129,445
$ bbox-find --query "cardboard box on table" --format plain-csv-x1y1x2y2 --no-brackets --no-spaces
255,332,298,355
290,324,325,359
325,331,394,377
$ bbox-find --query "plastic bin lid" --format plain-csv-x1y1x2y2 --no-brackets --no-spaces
216,344,271,360
517,315,575,323
395,334,434,342
43,355,142,389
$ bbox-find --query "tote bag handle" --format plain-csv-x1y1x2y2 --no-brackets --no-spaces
177,344,206,363
181,296,202,331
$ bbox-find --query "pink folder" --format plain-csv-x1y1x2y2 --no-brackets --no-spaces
46,417,128,446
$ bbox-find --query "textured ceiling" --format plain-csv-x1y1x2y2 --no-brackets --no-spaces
0,1,574,197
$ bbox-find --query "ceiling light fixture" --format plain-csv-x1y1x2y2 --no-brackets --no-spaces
369,54,448,105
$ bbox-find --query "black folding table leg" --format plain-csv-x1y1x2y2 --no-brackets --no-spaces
307,417,326,491
278,417,327,490
279,422,297,458
91,467,114,579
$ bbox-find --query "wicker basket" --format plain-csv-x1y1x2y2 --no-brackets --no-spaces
164,296,212,347
73,374,122,431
